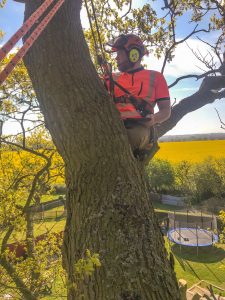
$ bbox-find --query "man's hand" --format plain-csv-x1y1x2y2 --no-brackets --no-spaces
143,100,171,128
144,114,155,128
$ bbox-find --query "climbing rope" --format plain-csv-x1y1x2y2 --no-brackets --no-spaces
83,0,109,74
0,0,64,85
83,0,99,58
88,0,105,60
0,0,56,62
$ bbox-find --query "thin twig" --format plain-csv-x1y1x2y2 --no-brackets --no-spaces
215,108,225,130
121,0,132,19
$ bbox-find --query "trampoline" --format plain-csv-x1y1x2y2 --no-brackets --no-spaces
166,209,219,253
168,227,218,247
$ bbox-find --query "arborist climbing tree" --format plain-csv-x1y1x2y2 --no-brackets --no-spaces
103,34,171,162
84,1,171,162
1,0,224,299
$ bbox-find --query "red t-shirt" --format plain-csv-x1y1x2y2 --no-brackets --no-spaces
105,68,170,118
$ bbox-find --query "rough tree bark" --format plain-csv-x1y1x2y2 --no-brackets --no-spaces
23,0,181,299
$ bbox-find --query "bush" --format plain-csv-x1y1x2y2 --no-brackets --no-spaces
147,158,175,193
174,160,194,196
192,158,224,202
51,184,66,195
147,157,225,205
218,210,225,244
174,158,225,204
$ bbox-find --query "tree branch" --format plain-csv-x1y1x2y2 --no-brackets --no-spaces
168,68,222,88
121,0,132,19
0,256,37,300
215,108,225,130
161,24,210,73
158,85,225,137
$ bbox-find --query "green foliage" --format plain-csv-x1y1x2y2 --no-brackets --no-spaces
0,30,4,40
0,0,224,297
218,210,225,244
0,53,65,297
0,138,65,297
191,158,225,202
147,158,225,206
51,184,66,195
66,250,101,294
83,0,224,69
74,249,101,279
174,158,225,203
174,160,194,196
147,158,175,193
0,0,7,8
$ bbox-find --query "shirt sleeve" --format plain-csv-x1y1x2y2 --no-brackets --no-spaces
155,72,170,102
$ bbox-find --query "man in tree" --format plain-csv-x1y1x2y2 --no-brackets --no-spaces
19,0,224,298
104,34,171,160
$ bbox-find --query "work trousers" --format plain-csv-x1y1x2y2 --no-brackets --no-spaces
124,120,151,151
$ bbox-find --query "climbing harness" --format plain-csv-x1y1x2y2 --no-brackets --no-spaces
111,79,151,118
0,0,64,85
104,73,159,161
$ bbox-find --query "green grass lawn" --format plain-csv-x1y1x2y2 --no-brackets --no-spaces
165,238,225,291
41,194,65,203
153,202,184,212
41,238,225,299
154,203,225,290
33,219,65,237
1,204,225,297
0,219,65,244
41,204,223,293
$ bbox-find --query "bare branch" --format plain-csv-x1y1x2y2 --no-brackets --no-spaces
121,0,132,19
171,98,177,107
215,108,225,130
197,36,223,65
158,85,225,137
168,68,221,88
161,24,210,73
199,75,225,92
0,138,50,160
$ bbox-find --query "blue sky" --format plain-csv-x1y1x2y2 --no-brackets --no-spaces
0,0,225,135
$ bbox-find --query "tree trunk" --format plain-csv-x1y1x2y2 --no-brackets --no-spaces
23,0,180,299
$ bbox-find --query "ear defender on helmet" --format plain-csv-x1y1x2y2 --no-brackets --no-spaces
128,48,141,63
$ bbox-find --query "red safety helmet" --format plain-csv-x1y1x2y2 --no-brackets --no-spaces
106,34,147,59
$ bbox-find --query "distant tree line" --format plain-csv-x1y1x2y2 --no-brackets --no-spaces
159,133,225,143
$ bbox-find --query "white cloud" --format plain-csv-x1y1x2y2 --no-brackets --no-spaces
143,38,220,78
172,87,198,92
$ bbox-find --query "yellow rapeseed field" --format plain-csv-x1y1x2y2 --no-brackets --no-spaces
156,140,225,163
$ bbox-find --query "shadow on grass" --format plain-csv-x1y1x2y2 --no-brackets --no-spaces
204,264,223,283
171,244,225,263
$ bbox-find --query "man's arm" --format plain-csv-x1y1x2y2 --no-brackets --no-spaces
154,99,171,124
145,100,171,127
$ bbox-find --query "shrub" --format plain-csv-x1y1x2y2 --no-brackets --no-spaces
192,158,224,202
218,210,225,244
174,160,194,196
147,158,175,193
51,184,66,195
148,157,225,205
